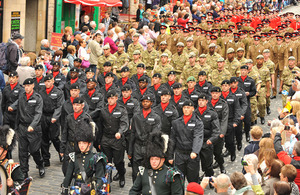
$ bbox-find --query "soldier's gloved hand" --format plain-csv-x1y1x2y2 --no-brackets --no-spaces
51,118,57,123
168,160,174,165
8,107,13,112
28,126,34,132
115,133,121,139
190,152,197,159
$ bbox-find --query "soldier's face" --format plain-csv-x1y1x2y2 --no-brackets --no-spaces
70,71,79,79
86,72,95,79
105,76,114,84
198,75,206,82
121,71,130,78
103,66,112,72
133,54,140,60
222,84,230,92
183,106,194,116
256,59,264,66
35,69,44,78
177,46,183,53
199,58,206,64
227,53,235,60
152,77,161,85
45,79,54,89
187,81,196,89
147,43,153,49
74,61,81,68
198,99,208,107
70,89,80,98
24,84,34,94
133,36,139,42
78,141,91,152
142,100,152,109
173,88,182,96
217,62,224,69
187,41,193,47
211,92,221,100
168,74,176,81
137,67,144,74
288,60,295,68
161,94,171,103
9,76,18,85
161,56,168,64
237,51,244,58
160,44,167,50
73,103,84,113
209,47,215,53
122,90,132,98
241,69,248,77
87,81,96,90
189,57,196,65
139,81,147,89
230,82,238,89
118,46,124,52
53,65,60,72
160,29,166,34
103,49,110,56
150,156,165,170
108,96,118,106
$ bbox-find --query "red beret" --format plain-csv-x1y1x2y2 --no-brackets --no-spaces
186,182,204,195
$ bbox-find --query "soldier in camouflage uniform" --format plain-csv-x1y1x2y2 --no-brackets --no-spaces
154,25,171,50
226,33,245,53
284,33,298,66
247,35,264,65
198,54,212,79
180,52,201,86
157,41,172,58
263,49,275,114
169,26,179,54
170,42,189,74
142,39,159,76
236,48,247,66
127,50,144,77
225,48,241,77
127,33,144,60
97,44,117,76
152,53,174,83
114,42,129,76
210,57,231,87
206,43,222,70
183,37,199,58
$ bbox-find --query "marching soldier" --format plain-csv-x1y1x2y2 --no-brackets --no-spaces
169,99,204,182
51,61,66,89
154,25,171,50
97,90,129,188
183,37,199,57
127,50,144,77
162,71,176,95
194,94,220,178
198,54,212,78
152,53,174,82
113,42,129,74
85,67,96,81
99,72,121,102
39,74,64,167
170,83,188,117
180,52,201,86
141,39,159,76
169,26,180,54
9,78,45,178
66,58,86,82
97,61,118,89
195,71,212,95
116,66,137,91
33,64,45,94
157,41,172,58
247,35,264,65
206,43,222,70
183,76,201,108
128,94,161,182
131,63,151,87
226,33,245,53
208,87,229,174
132,76,156,107
97,44,117,75
210,57,231,87
127,33,144,60
236,48,247,65
63,67,87,100
170,42,189,74
225,48,241,77
149,73,165,104
263,49,275,114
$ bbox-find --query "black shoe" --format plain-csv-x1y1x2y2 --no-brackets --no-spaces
255,120,257,124
113,172,120,181
213,161,219,169
261,117,265,125
38,165,45,178
220,165,226,174
128,162,132,167
246,133,250,142
237,144,242,151
223,150,230,157
119,175,125,188
270,95,276,99
44,160,50,167
231,154,236,162
267,107,271,115
279,91,282,94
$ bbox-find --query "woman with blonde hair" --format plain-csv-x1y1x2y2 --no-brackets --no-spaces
258,138,274,165
124,28,136,52
62,26,73,58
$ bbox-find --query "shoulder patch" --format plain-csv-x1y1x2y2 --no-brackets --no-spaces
69,152,75,162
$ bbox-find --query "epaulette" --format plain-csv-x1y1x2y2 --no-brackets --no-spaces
69,152,75,162
165,166,184,184
89,152,107,171
138,166,145,176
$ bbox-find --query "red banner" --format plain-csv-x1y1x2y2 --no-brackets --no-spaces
51,32,63,51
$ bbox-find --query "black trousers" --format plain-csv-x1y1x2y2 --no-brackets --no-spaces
243,105,252,136
41,115,61,162
225,121,235,155
175,152,200,183
213,137,225,166
17,124,43,174
3,111,16,129
62,142,77,176
132,159,143,183
199,142,214,177
101,136,126,176
235,122,243,146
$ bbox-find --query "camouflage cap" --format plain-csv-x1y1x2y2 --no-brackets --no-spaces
176,42,184,47
189,52,196,58
199,54,206,58
236,47,244,52
133,33,140,37
147,39,154,44
160,41,167,45
256,55,264,59
118,42,125,47
187,37,194,42
217,57,225,62
208,43,216,48
246,59,253,64
161,53,169,57
103,44,110,50
133,50,141,55
289,56,296,60
263,49,270,53
227,48,235,54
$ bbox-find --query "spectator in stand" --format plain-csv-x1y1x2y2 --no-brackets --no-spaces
40,39,54,56
72,31,82,47
88,31,102,73
26,52,37,67
136,4,144,22
244,126,263,156
66,45,76,68
7,33,24,74
138,29,147,50
104,30,118,54
273,181,292,195
89,21,97,34
62,26,72,58
16,57,35,85
177,11,190,27
201,174,231,194
98,23,106,41
243,154,262,185
78,39,90,65
101,12,112,36
258,138,274,165
259,148,278,179
79,15,91,31
124,29,136,52
173,0,181,13
261,159,284,195
53,50,63,62
115,32,125,46
280,164,300,195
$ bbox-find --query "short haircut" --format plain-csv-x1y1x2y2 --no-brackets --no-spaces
98,23,105,30
19,57,31,66
67,45,76,54
273,181,292,195
230,172,247,190
216,174,231,190
244,154,258,170
82,26,89,33
250,126,263,139
269,159,284,178
41,39,49,46
281,164,297,182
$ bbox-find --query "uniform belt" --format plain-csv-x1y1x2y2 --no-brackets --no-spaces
175,149,192,154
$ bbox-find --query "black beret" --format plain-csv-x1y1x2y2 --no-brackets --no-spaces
86,78,97,83
85,68,94,73
221,80,230,85
106,89,117,98
9,71,18,77
138,76,148,83
198,93,207,100
35,64,44,70
161,89,171,96
73,97,84,104
121,84,132,91
152,73,162,78
44,74,53,81
23,78,34,85
104,72,114,78
137,63,145,68
141,94,154,102
240,65,248,70
172,82,182,89
70,83,80,90
230,77,238,83
103,61,112,67
70,67,79,72
182,100,194,107
168,71,176,76
52,61,61,66
211,86,221,92
121,66,130,72
198,71,207,76
74,58,82,63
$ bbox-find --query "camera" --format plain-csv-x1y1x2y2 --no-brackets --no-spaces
241,160,248,166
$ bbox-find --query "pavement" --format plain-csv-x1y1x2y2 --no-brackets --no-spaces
9,4,300,195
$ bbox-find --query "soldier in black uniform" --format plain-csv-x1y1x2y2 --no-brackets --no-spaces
33,64,45,94
208,86,229,174
153,89,179,135
129,132,184,195
169,100,204,183
60,97,93,175
61,121,106,195
116,67,137,91
0,126,25,192
132,76,156,107
2,71,24,130
162,71,176,96
194,94,220,178
85,67,96,81
97,90,129,187
39,74,64,166
97,62,118,88
9,78,45,178
195,71,212,95
149,73,166,104
183,76,201,108
237,65,256,142
63,67,87,100
170,83,188,117
220,80,240,162
128,94,161,182
117,85,140,168
99,72,121,102
229,77,248,151
66,58,87,82
51,61,66,89
130,63,151,88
